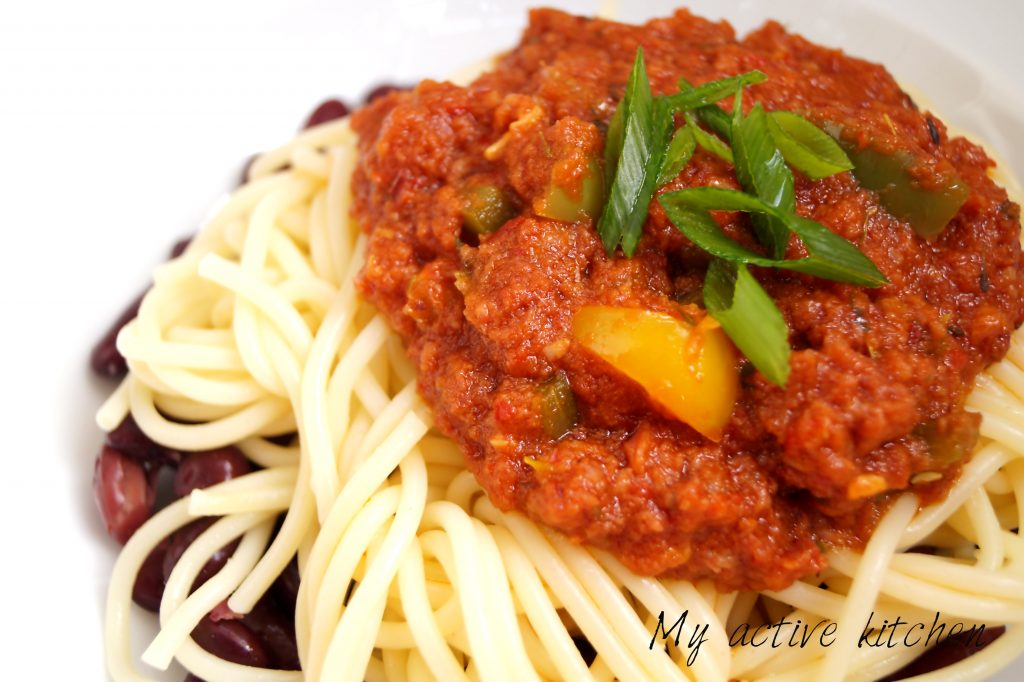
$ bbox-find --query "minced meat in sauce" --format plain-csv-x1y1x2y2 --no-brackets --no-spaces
351,9,1024,591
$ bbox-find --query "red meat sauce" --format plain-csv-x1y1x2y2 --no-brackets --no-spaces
350,9,1024,591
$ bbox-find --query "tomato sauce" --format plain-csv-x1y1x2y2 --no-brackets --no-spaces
351,9,1023,590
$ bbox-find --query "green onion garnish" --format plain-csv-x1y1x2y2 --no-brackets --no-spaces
684,111,734,164
656,126,696,186
596,48,672,257
658,189,888,287
766,111,855,180
663,70,767,114
704,259,791,387
594,47,887,386
732,103,795,258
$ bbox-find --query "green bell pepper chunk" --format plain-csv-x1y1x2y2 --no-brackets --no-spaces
826,123,969,240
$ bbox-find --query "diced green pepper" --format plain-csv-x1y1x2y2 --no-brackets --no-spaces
538,370,578,439
913,413,981,469
826,124,970,240
462,185,516,235
537,158,605,223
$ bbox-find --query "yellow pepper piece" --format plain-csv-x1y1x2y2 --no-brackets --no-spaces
571,305,739,441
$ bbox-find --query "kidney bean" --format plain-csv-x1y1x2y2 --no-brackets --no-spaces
265,432,297,447
210,599,242,622
94,446,155,544
304,99,351,129
204,595,298,670
242,598,301,670
90,293,143,379
882,625,1005,680
169,236,193,259
106,415,180,468
192,615,270,668
174,447,251,498
183,675,205,682
364,84,405,103
132,539,170,612
572,635,597,666
270,557,300,617
162,518,239,591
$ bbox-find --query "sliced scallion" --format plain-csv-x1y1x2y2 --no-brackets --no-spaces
766,110,854,180
703,259,791,387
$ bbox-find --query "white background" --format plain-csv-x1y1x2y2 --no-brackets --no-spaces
1,0,1021,679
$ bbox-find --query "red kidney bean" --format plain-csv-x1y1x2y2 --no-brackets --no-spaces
270,557,300,617
90,293,143,379
882,625,1005,680
94,446,156,544
174,447,251,498
106,415,180,468
265,432,297,447
210,599,242,622
191,615,270,668
133,538,170,612
304,98,351,129
162,518,239,591
169,236,193,259
204,595,299,670
241,598,301,670
364,84,405,103
572,635,597,666
184,674,205,682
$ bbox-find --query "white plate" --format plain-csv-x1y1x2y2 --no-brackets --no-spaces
2,0,1021,679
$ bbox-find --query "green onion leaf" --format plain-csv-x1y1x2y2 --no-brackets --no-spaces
672,76,738,164
684,111,734,164
732,84,744,121
678,77,733,141
660,202,882,286
597,48,673,257
657,126,696,186
732,104,794,258
734,106,794,212
603,105,624,191
659,188,889,287
695,103,732,142
658,204,770,263
704,259,791,386
664,70,767,114
767,111,854,180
